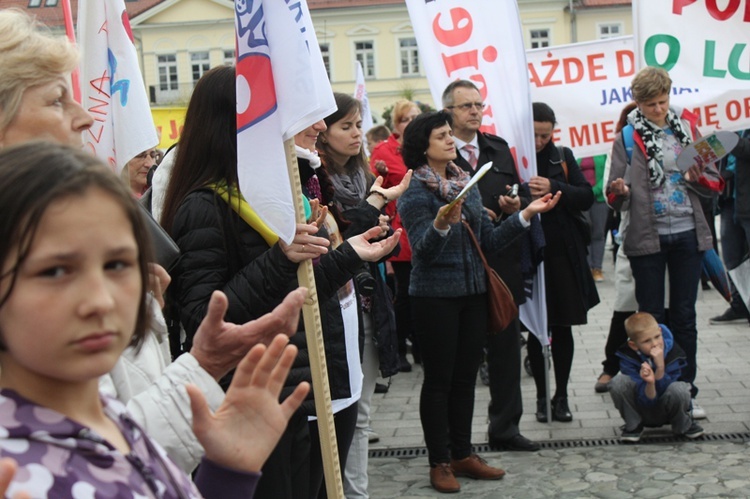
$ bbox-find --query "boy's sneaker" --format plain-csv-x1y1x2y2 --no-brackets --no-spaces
620,425,643,443
691,400,707,420
709,308,749,325
683,422,704,439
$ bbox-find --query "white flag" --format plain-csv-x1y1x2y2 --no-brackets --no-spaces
235,0,335,244
78,0,158,173
354,61,374,134
405,0,548,344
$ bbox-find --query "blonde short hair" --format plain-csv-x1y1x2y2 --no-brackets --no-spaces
630,66,672,103
390,100,419,127
0,9,79,131
625,312,659,343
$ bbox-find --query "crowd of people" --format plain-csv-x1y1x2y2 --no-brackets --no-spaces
0,6,747,497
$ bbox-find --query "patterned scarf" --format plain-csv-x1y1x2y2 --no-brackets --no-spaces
412,161,470,202
629,107,692,187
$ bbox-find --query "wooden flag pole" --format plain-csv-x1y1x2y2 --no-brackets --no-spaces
284,138,344,498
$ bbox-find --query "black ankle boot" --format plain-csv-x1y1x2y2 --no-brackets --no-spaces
552,397,573,422
535,399,548,423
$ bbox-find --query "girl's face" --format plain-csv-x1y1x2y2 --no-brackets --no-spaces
425,123,456,166
0,76,94,148
323,110,362,162
0,187,141,388
394,106,419,139
294,120,327,151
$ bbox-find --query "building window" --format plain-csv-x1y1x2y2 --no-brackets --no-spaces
28,0,42,6
157,54,178,92
224,49,235,66
44,0,58,5
399,38,420,76
530,29,550,49
191,51,210,86
354,41,375,79
320,43,331,79
599,23,623,39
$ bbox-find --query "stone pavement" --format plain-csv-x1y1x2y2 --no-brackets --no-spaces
366,250,750,497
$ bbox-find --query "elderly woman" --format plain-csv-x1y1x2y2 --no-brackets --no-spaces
606,67,723,418
0,8,311,475
397,111,560,494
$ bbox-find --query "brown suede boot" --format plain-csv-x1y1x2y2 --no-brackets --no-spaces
429,463,460,493
450,454,506,480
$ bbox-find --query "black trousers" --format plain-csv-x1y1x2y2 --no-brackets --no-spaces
527,325,574,401
253,410,310,499
487,317,523,440
412,294,486,465
392,261,416,358
308,402,358,499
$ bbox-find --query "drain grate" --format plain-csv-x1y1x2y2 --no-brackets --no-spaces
369,432,750,459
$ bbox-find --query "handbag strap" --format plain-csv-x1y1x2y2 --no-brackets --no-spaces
461,220,492,271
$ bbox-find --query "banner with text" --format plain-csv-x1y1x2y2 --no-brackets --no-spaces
633,0,750,134
79,0,158,172
405,0,548,344
527,37,636,158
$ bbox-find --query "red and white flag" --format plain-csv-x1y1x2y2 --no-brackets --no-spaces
235,0,335,244
78,0,158,173
405,0,548,344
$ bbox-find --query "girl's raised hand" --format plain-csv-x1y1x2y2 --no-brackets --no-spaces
187,334,310,474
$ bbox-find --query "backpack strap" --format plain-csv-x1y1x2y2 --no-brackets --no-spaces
621,124,635,164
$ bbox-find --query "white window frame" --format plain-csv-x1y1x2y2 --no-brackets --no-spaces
598,22,624,39
319,43,332,80
156,53,179,104
223,49,235,66
398,37,420,77
354,40,376,79
190,51,211,87
529,28,550,49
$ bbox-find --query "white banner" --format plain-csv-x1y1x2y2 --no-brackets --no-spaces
527,37,636,158
633,0,750,133
78,0,158,173
354,61,374,150
405,0,548,344
235,0,335,244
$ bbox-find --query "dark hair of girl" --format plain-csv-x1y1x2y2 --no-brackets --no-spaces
401,110,454,169
0,141,152,349
160,65,237,235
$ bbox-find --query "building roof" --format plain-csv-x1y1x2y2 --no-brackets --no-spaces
4,0,165,29
308,0,403,9
577,0,631,7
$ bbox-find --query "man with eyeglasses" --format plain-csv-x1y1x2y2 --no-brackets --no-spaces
442,80,540,452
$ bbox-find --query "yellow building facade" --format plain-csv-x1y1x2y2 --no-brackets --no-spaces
126,0,631,141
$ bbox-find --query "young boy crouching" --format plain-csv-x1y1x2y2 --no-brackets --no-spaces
609,312,704,442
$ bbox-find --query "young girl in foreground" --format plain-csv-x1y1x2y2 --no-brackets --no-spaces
0,142,309,498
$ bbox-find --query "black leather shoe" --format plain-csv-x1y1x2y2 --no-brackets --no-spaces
535,399,548,423
552,397,573,422
374,382,389,394
489,434,540,452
